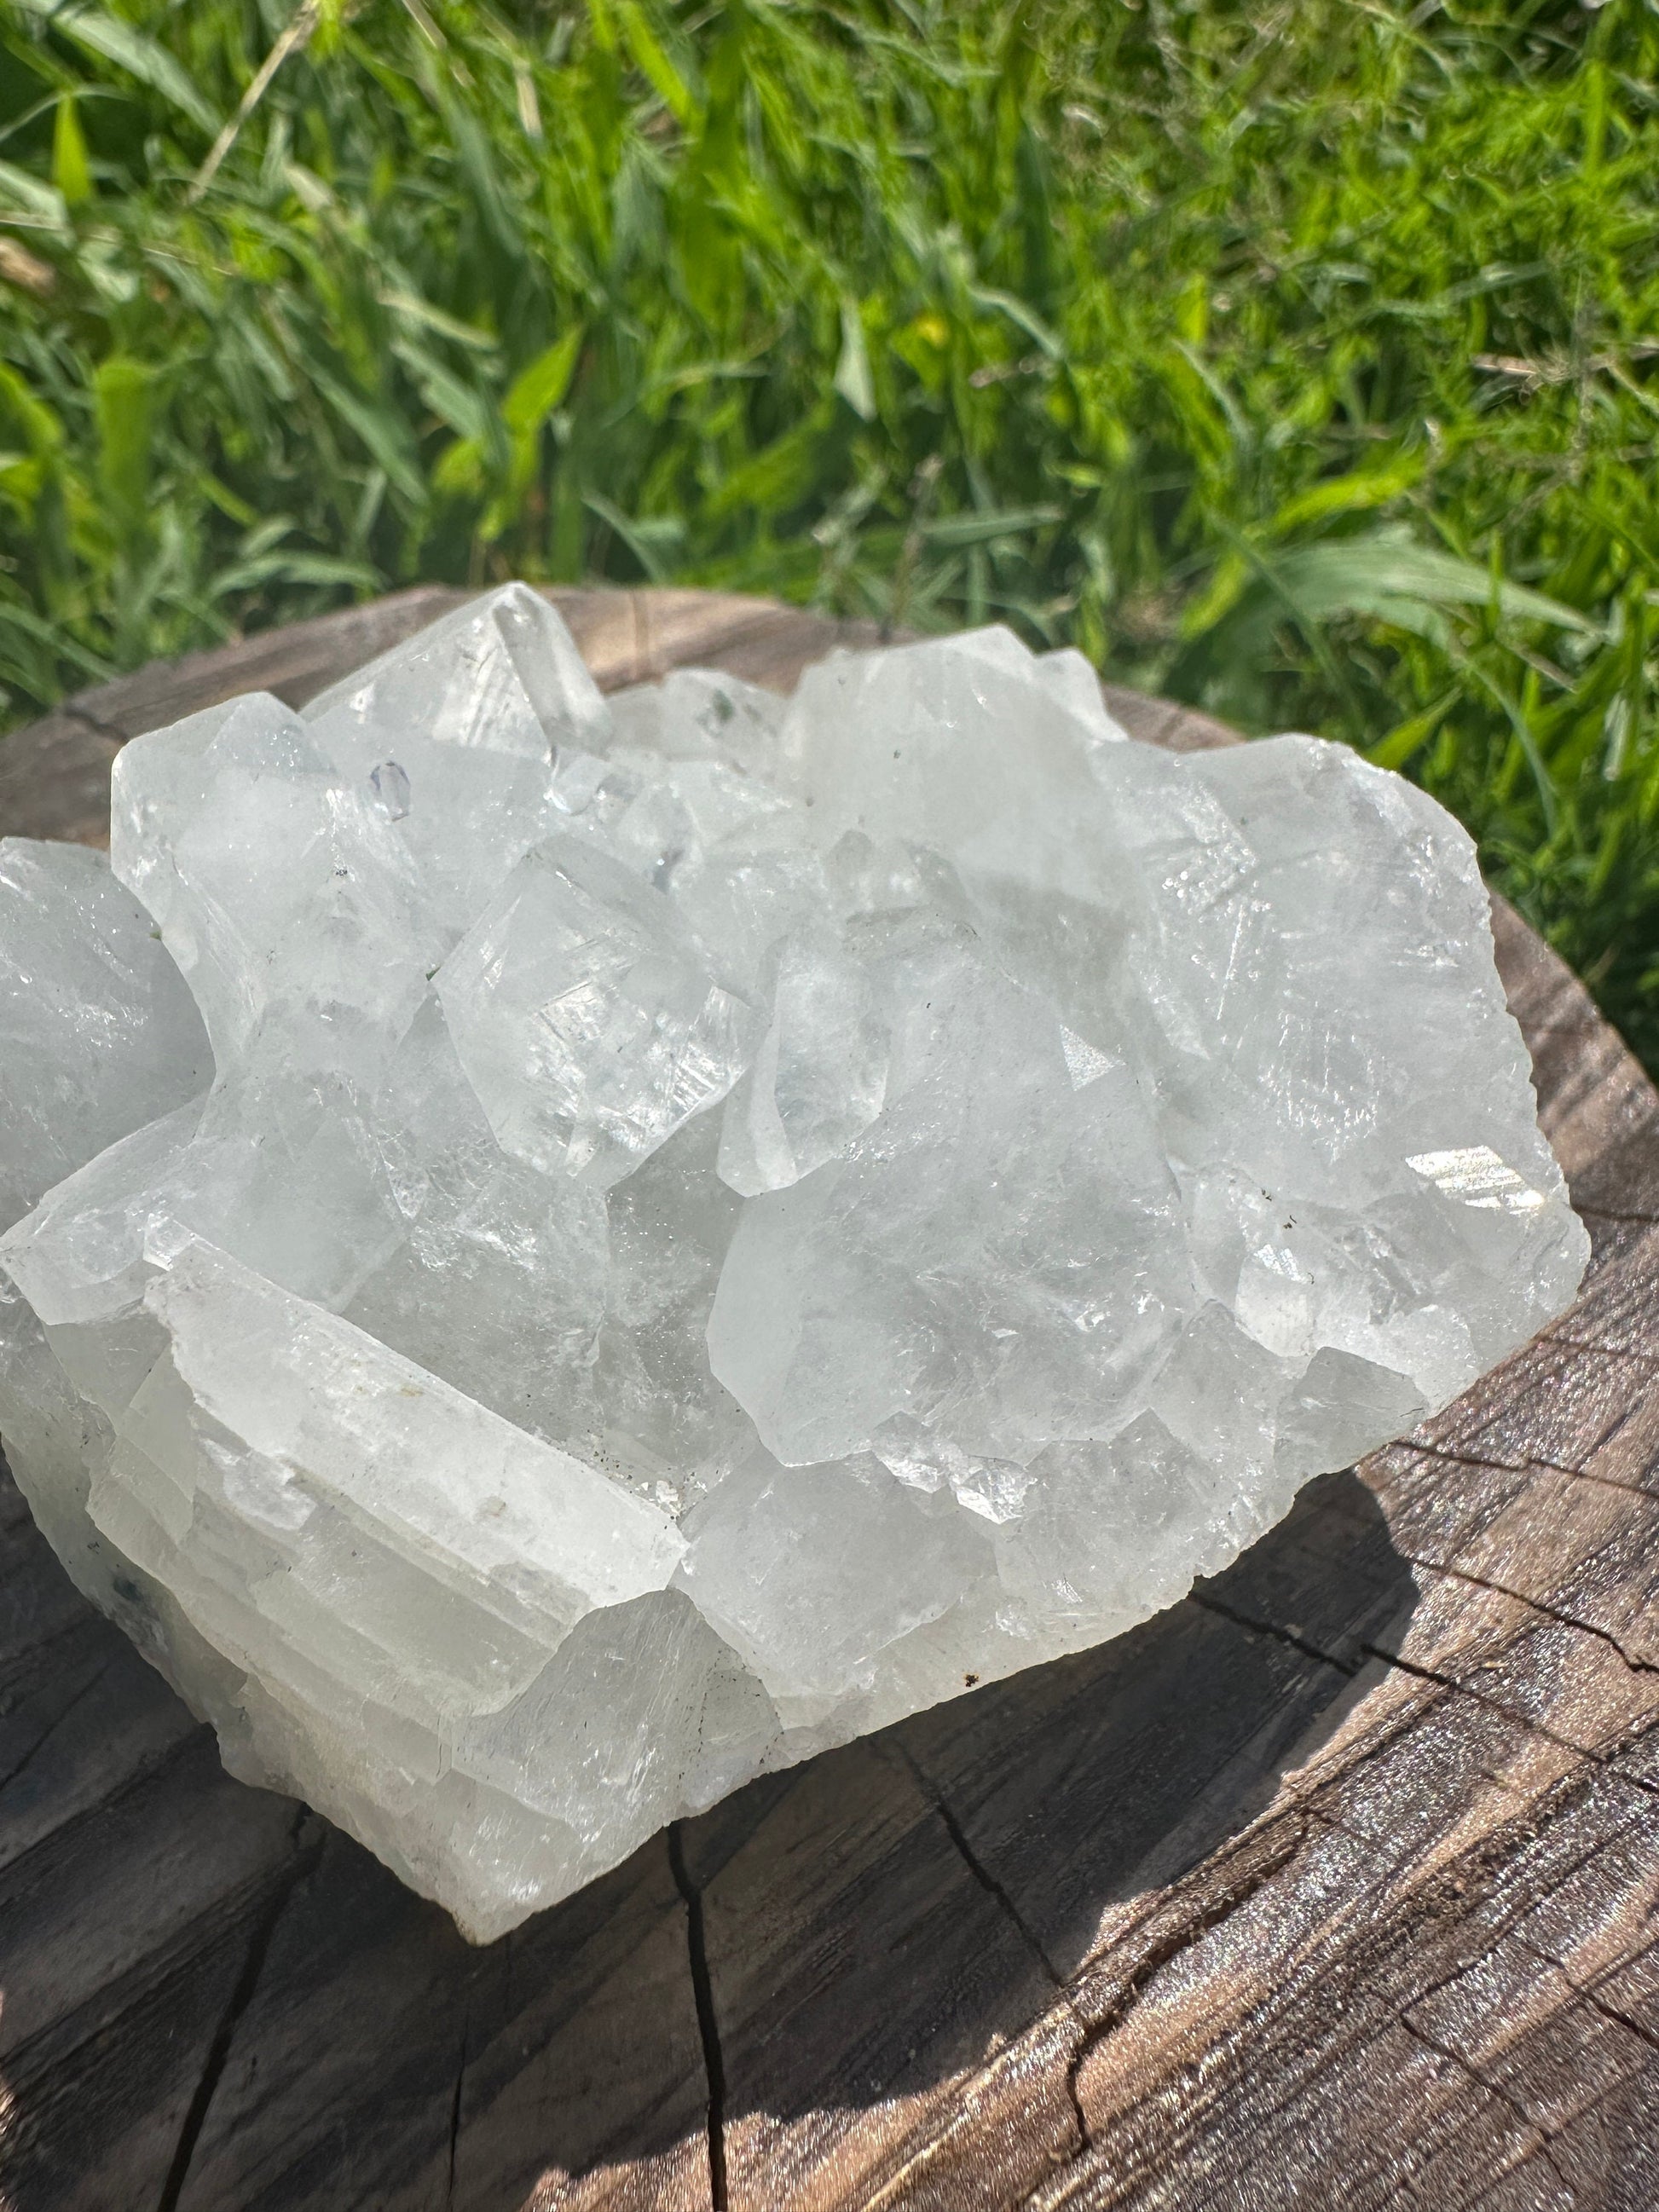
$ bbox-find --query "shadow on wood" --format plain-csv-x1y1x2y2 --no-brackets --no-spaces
0,1452,1414,2212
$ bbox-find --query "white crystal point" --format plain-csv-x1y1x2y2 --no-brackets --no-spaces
0,840,210,1616
0,839,210,1233
436,832,760,1186
304,593,623,951
715,924,890,1197
708,927,1188,1468
1035,646,1130,743
109,690,436,1072
89,1235,714,1939
123,1237,684,1622
673,1445,990,1726
304,582,610,761
606,667,786,777
0,596,1591,1941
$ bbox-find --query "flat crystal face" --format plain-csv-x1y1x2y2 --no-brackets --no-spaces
0,591,1588,1939
436,834,761,1187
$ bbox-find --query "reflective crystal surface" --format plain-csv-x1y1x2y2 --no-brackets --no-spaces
0,585,1587,1938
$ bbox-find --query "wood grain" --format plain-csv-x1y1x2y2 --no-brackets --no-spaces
1,591,1655,2212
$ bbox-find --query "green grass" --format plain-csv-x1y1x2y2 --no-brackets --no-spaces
2,0,1657,1066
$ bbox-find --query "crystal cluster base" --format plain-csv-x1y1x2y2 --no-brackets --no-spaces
0,590,1587,1938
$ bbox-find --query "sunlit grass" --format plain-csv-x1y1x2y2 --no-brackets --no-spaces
1,0,1656,1062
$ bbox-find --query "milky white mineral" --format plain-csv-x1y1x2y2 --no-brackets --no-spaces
0,587,1587,1939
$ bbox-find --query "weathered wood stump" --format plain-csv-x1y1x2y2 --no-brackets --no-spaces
2,587,1657,2212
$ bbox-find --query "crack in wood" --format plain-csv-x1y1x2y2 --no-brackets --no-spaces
1188,1590,1361,1677
1396,2013,1575,2197
1009,1827,1313,2204
1,1720,214,1924
1401,1434,1587,1485
1405,1375,1659,1500
1541,1457,1658,1505
865,1750,1095,2204
444,2014,469,2212
1180,1591,1659,1854
1202,1546,1659,1793
1360,1796,1649,2050
847,2012,1088,2212
1579,1392,1646,1458
153,1808,325,2212
1531,1330,1657,1375
1355,1642,1659,1804
1092,1738,1659,2198
0,1654,113,1800
1518,1936,1659,2061
1546,1304,1659,1361
1056,1820,1308,2162
885,1738,1072,1992
667,1822,729,2212
0,1716,217,1928
1397,1555,1659,1678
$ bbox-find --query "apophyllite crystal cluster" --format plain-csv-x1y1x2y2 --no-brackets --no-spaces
0,586,1587,1938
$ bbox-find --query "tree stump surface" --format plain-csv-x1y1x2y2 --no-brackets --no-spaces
1,586,1657,2212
